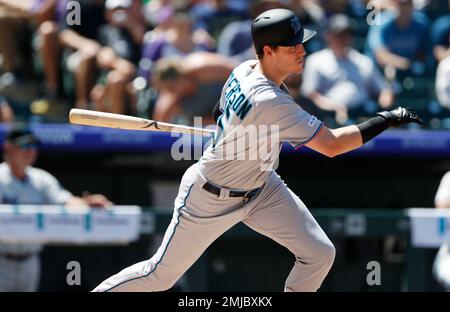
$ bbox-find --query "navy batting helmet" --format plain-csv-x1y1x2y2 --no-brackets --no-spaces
251,8,316,54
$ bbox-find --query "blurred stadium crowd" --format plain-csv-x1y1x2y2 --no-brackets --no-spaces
0,0,449,128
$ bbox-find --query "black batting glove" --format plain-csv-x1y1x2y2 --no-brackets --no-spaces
376,107,425,128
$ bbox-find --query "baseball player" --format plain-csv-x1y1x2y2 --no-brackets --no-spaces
93,8,423,292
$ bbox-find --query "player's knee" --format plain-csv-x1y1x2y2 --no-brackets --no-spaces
294,240,335,269
303,241,335,267
318,242,336,267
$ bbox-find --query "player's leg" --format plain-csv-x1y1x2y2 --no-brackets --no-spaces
0,256,16,291
93,165,245,292
0,254,39,291
18,255,40,292
243,172,335,292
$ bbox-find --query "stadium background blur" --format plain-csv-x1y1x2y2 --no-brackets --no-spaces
0,0,449,292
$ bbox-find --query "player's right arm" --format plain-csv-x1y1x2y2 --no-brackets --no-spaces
306,107,424,158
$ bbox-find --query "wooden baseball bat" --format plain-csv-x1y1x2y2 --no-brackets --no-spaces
69,109,215,136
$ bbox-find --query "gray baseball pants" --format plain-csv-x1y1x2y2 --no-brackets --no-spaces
93,163,335,292
0,255,40,292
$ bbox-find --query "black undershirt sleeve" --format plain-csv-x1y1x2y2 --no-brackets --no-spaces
356,116,389,144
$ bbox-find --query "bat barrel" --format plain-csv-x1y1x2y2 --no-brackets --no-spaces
69,109,215,137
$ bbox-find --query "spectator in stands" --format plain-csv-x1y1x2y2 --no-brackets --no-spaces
0,0,55,75
39,0,105,108
0,0,56,104
432,170,450,292
0,123,112,292
0,96,14,122
144,0,193,29
38,0,105,108
90,0,145,114
302,14,394,125
151,52,236,125
430,0,450,63
192,0,248,43
319,0,349,14
436,55,450,110
99,0,145,65
138,3,175,79
38,0,141,114
365,0,429,74
33,0,62,100
138,9,212,82
216,0,283,63
284,73,335,127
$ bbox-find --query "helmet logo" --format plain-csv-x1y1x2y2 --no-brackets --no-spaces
290,16,301,34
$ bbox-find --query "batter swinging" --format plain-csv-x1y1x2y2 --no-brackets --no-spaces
93,8,423,292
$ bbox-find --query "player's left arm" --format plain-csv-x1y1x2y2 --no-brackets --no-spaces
306,107,424,158
306,125,362,158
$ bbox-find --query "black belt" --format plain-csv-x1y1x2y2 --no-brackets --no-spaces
0,252,35,261
202,182,261,203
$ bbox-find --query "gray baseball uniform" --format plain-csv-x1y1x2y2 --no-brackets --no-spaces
0,162,72,292
93,60,335,292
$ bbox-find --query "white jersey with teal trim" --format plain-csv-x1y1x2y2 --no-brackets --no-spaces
198,60,323,190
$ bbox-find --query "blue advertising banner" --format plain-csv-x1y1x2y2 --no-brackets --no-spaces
0,124,449,157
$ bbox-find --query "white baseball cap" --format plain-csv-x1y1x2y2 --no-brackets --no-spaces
105,0,131,10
